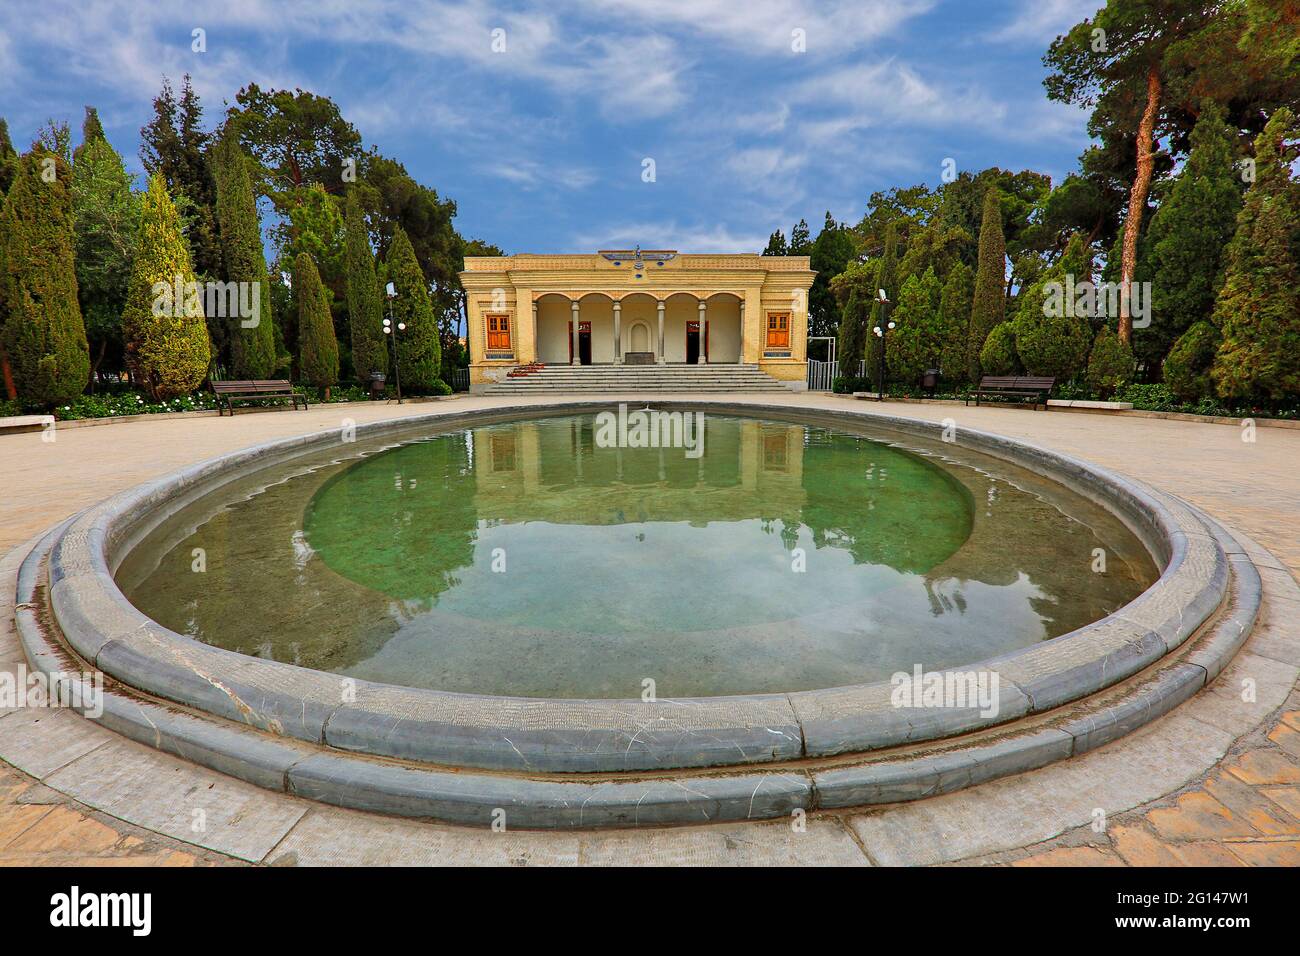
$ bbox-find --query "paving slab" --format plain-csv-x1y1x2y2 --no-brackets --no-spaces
847,710,1234,866
1183,651,1300,738
42,738,306,861
267,807,581,866
0,708,113,779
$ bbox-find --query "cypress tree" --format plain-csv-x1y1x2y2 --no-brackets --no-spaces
1086,325,1134,398
1211,108,1300,402
0,119,19,195
967,188,1006,381
1012,235,1092,380
1140,102,1242,369
211,128,275,378
937,260,974,385
889,267,944,385
344,193,386,381
979,322,1020,376
295,252,338,397
72,112,140,387
122,174,211,399
387,226,442,393
865,222,898,387
0,148,90,405
836,288,866,379
1163,320,1220,401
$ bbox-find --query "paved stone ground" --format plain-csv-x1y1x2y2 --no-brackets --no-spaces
1,393,1297,866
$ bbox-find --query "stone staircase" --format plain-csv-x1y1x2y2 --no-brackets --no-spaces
482,363,795,394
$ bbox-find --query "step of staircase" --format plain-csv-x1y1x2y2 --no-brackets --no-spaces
483,363,794,393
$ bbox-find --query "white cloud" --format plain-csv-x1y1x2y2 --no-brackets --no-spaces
987,0,1102,44
572,219,770,253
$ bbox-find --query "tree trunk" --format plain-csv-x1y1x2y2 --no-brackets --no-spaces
1119,65,1162,344
0,351,15,401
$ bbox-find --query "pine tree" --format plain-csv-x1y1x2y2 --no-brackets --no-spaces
967,188,1006,380
140,76,221,279
937,260,974,386
387,226,442,393
0,148,90,405
344,193,385,381
122,174,211,399
1140,102,1243,369
1211,108,1300,402
73,107,106,164
72,111,140,387
211,128,275,378
789,219,811,255
295,252,338,397
761,230,788,256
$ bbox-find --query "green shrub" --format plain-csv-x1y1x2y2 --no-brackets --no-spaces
978,322,1019,376
1085,325,1134,398
1163,320,1220,402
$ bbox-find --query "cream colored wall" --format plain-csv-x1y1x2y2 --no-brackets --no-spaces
626,321,651,352
537,297,571,365
620,295,658,357
706,296,741,363
579,296,615,363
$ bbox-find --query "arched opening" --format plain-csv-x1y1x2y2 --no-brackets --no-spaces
577,293,614,365
705,293,742,364
664,293,699,364
535,294,573,365
620,293,660,364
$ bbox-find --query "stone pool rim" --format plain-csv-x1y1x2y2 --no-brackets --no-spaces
34,401,1235,780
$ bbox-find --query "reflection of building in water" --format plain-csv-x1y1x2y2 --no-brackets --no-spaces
471,417,808,526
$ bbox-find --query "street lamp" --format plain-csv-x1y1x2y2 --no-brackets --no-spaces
382,281,405,404
872,288,894,402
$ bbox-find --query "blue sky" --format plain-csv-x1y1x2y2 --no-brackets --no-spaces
0,0,1102,253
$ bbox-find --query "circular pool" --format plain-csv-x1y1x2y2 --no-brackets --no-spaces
115,412,1155,699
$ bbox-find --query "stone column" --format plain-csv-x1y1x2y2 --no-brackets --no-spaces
697,299,708,365
570,299,581,366
613,300,622,365
738,300,745,366
530,300,538,364
656,300,665,365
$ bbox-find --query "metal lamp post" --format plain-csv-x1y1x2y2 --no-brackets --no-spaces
872,288,894,402
382,281,405,404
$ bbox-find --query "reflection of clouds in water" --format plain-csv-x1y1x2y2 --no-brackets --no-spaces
291,529,314,571
122,414,1155,698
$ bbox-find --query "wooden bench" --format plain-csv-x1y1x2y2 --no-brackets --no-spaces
966,375,1056,409
211,380,308,417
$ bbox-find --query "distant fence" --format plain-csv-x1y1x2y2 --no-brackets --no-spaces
449,368,470,392
807,358,865,391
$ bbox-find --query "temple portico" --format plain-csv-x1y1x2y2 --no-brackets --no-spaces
460,249,815,392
